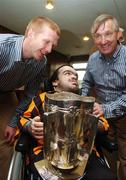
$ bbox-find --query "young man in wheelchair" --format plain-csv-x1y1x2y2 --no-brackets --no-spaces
17,65,117,180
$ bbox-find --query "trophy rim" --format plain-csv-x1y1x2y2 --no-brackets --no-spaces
45,91,95,103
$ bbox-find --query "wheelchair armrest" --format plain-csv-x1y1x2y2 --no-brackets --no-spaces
15,133,31,154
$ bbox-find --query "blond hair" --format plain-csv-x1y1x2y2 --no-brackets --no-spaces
91,14,120,35
25,16,60,36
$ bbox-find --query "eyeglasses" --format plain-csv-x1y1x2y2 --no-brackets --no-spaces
93,31,116,42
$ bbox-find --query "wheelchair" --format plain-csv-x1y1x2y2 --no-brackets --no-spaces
7,151,24,180
7,130,118,180
7,133,28,180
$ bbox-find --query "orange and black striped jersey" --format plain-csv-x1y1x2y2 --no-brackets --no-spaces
17,92,46,155
18,92,46,130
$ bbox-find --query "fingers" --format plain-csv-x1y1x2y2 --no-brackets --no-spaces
31,116,43,131
30,116,44,140
98,120,105,132
93,102,104,117
6,135,16,146
4,126,16,146
34,134,44,140
33,116,41,122
33,130,44,139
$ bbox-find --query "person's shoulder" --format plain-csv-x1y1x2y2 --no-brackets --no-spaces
121,44,126,51
39,92,46,101
117,44,126,56
0,33,23,43
89,50,100,61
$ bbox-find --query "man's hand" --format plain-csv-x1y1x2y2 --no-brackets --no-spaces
29,116,44,142
4,126,16,146
93,102,104,117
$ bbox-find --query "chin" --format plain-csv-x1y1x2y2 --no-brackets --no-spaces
35,53,44,60
102,52,113,56
100,48,114,56
71,88,78,94
36,57,44,61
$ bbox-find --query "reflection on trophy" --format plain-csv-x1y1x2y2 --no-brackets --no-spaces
43,92,98,179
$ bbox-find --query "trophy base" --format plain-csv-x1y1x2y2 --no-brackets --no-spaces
35,159,87,180
51,160,79,170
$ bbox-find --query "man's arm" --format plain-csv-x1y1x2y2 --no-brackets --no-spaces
4,76,43,144
81,59,95,96
10,69,46,127
93,90,126,119
102,91,126,118
4,90,36,145
9,56,47,127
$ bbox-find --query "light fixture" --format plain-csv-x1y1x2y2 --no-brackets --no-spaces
83,35,90,41
45,0,54,10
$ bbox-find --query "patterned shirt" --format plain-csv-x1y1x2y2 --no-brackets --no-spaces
82,44,126,119
0,34,47,127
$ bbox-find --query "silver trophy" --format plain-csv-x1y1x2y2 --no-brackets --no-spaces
43,92,98,179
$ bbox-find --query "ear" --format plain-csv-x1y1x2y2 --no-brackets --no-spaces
52,80,58,87
117,31,124,43
27,28,34,38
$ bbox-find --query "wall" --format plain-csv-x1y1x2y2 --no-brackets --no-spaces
0,25,18,34
47,51,68,77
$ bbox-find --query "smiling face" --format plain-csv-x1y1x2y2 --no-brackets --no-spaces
93,19,119,56
26,25,59,60
52,66,79,93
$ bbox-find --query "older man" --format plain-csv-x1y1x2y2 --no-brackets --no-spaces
82,14,126,180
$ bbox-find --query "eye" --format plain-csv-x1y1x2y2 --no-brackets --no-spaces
44,40,50,44
94,34,101,40
64,72,70,75
105,32,114,38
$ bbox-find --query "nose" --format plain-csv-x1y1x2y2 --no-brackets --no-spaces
45,44,52,54
100,35,108,44
72,74,78,80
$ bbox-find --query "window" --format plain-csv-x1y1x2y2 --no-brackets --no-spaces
71,62,87,88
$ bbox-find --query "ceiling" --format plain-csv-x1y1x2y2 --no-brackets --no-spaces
0,0,126,57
